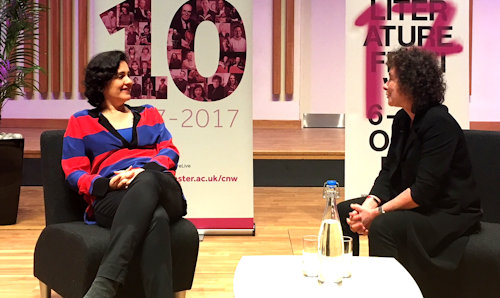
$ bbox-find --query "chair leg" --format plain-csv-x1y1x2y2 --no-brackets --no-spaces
39,280,51,298
175,290,187,298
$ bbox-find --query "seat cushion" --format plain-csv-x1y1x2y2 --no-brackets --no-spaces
458,222,500,298
34,222,108,298
34,219,198,298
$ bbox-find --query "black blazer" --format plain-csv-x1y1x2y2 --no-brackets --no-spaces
170,14,196,38
207,85,225,101
371,105,481,216
369,105,482,267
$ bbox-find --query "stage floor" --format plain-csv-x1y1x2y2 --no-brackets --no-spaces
2,118,496,161
0,119,346,160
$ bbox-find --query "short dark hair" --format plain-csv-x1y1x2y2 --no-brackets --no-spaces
387,47,446,114
84,51,127,107
212,75,222,83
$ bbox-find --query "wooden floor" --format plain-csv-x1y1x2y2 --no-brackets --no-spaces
0,119,345,160
2,119,497,160
0,186,368,298
3,119,499,160
252,121,345,160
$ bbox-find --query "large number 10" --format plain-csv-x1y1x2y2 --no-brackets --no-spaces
101,0,247,102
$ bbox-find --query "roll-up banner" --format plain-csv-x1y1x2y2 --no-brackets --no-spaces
92,0,254,234
345,0,469,199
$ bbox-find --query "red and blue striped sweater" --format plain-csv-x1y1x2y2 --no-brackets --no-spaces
62,104,179,222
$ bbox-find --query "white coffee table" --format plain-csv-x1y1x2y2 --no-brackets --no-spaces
234,255,422,298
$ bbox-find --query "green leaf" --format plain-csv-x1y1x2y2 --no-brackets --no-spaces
0,0,46,114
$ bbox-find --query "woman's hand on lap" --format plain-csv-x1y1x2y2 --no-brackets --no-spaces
109,167,145,190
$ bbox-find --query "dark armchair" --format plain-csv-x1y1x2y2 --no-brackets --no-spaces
33,130,199,298
455,129,500,298
421,130,500,298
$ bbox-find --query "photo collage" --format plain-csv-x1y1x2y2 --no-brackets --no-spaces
168,0,246,102
100,0,168,99
100,0,247,101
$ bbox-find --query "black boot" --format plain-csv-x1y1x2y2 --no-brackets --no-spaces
83,276,119,298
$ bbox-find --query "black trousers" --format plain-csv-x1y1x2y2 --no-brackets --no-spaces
339,198,481,298
338,197,441,259
93,170,186,298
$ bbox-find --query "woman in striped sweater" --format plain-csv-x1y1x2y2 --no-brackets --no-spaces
62,51,186,298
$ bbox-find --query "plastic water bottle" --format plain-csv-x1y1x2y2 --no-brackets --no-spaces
317,180,344,284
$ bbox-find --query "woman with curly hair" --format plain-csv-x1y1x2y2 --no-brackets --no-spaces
63,51,186,298
337,47,481,297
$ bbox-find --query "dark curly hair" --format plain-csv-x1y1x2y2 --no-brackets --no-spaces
192,84,206,98
84,51,128,107
386,47,446,114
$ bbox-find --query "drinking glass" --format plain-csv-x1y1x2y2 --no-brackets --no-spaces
343,236,353,278
302,235,319,277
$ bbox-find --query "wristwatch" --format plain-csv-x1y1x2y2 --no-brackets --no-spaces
377,206,386,214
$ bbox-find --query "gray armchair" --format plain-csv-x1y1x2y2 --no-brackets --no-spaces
33,130,199,298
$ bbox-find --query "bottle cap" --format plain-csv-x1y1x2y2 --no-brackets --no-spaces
325,180,338,186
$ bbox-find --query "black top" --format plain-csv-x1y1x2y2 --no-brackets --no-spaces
207,85,225,101
370,105,482,269
371,105,481,215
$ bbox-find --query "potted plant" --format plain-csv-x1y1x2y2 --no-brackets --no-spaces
0,0,43,225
